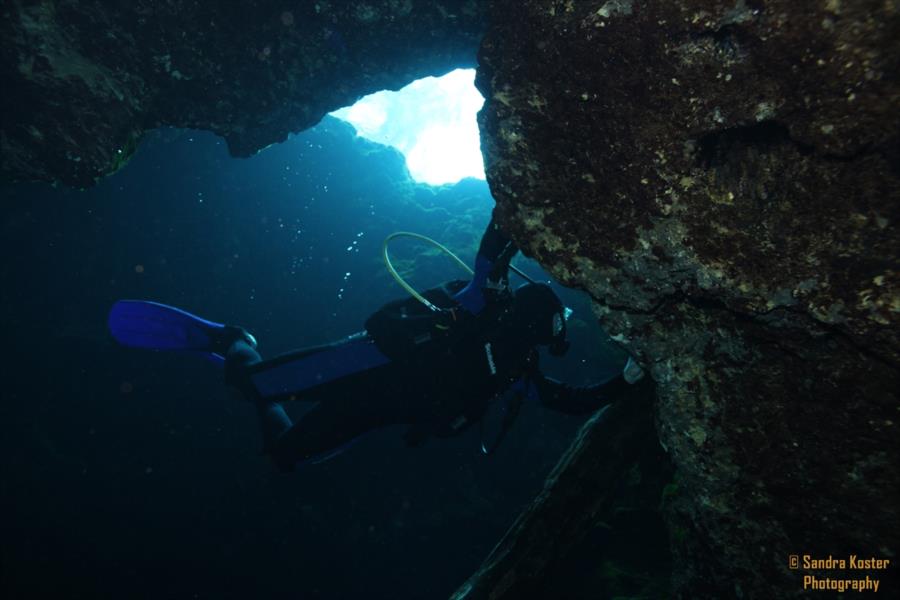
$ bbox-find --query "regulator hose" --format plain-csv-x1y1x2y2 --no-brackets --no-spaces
382,231,536,312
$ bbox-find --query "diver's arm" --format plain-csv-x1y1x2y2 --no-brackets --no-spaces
534,372,631,416
453,215,518,314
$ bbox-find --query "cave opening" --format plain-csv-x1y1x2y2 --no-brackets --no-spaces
330,68,486,186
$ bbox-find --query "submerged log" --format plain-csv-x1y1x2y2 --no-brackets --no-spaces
451,379,660,600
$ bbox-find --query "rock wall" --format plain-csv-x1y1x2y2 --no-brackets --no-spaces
1,0,485,187
475,0,899,597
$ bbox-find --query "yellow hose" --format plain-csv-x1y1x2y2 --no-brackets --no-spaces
382,232,473,312
382,231,537,312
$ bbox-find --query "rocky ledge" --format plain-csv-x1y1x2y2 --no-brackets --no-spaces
472,0,899,597
1,0,485,187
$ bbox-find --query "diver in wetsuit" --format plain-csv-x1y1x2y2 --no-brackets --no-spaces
109,216,644,471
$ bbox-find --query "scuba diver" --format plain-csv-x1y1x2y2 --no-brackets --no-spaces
108,216,645,471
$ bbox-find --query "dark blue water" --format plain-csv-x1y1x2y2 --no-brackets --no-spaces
0,117,625,599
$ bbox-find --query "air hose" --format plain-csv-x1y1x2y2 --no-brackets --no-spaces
382,232,473,312
382,231,536,312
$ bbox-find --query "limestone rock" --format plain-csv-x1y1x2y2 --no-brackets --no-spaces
475,0,899,597
1,0,485,187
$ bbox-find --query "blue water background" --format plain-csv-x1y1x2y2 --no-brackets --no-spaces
0,117,625,599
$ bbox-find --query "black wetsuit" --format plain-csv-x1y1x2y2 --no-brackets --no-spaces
226,218,628,470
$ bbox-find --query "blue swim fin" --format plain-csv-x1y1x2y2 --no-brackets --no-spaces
108,300,238,360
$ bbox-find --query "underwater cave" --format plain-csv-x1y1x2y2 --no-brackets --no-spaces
1,1,898,599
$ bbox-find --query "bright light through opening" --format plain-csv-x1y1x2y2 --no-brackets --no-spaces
331,69,485,186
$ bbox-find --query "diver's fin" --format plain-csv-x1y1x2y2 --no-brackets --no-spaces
108,300,250,359
623,356,645,384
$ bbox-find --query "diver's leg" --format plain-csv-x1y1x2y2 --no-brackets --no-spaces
224,338,398,467
266,366,412,471
267,398,385,471
224,335,411,470
244,334,389,403
224,339,294,452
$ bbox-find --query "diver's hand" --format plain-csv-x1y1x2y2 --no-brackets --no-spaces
456,215,518,315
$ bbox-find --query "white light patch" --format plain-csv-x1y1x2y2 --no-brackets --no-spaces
331,69,485,185
339,96,388,137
